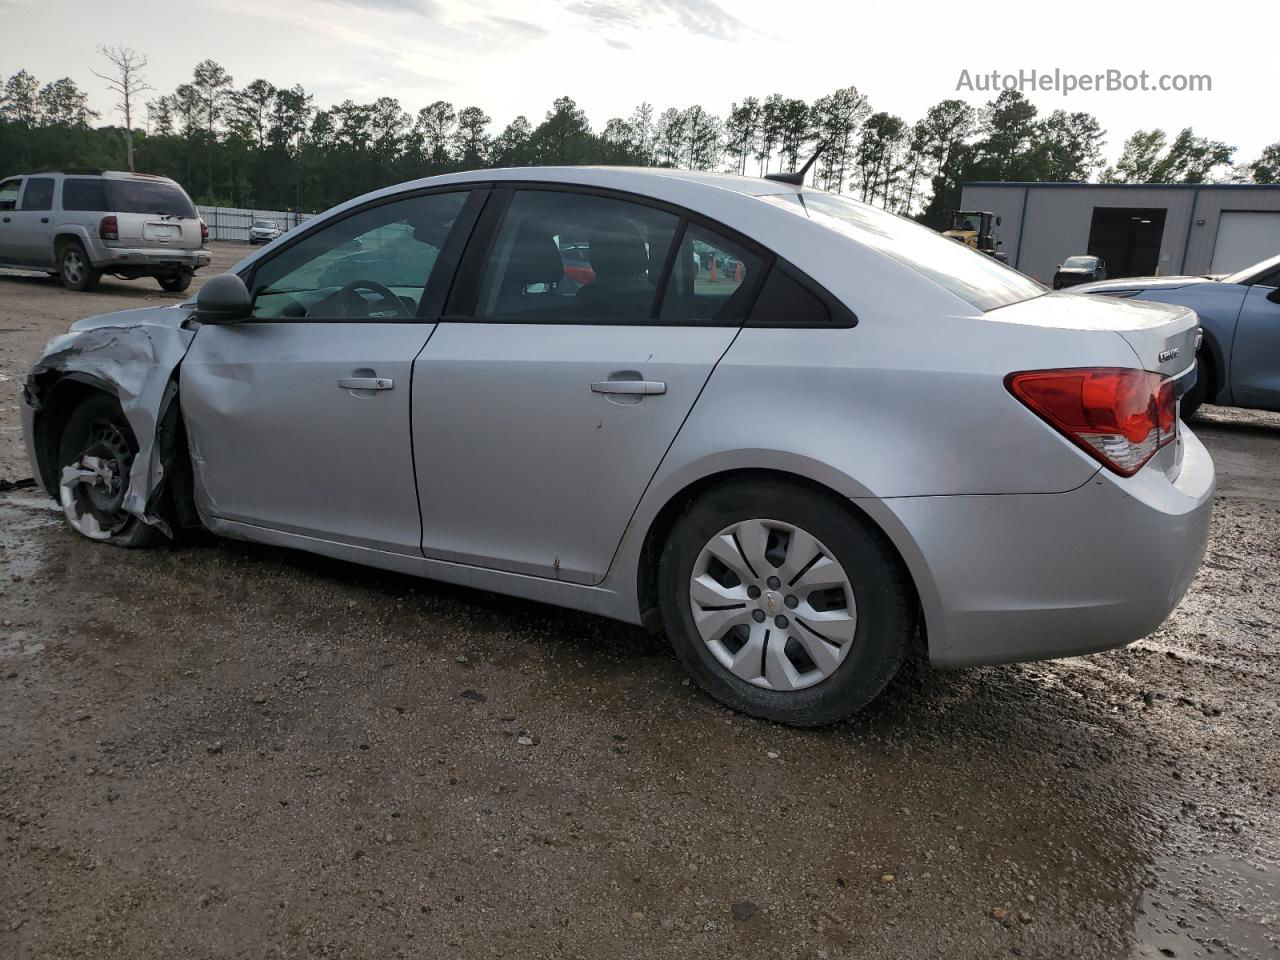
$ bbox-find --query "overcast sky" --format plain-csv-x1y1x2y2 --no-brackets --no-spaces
3,0,1272,166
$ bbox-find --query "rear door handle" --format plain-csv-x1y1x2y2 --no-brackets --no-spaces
590,380,666,396
337,377,393,391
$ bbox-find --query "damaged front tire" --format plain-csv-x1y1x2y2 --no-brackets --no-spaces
56,394,163,548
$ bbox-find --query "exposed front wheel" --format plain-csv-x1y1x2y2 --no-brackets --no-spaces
58,241,102,292
158,269,193,292
658,479,915,726
56,394,163,548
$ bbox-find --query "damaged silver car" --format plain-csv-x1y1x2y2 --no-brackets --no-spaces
22,167,1214,726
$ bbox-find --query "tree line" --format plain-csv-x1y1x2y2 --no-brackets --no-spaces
2,53,1277,229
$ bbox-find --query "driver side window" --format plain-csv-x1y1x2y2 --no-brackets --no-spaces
249,190,469,320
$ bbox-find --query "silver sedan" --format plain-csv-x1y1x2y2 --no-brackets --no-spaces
21,167,1214,725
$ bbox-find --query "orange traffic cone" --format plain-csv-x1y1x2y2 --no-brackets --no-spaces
709,259,718,283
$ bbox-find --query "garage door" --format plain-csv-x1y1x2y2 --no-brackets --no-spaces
1210,211,1280,274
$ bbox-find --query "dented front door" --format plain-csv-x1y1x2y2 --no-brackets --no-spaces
177,187,478,555
180,321,435,554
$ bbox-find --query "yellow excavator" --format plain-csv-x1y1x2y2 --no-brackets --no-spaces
942,211,1007,263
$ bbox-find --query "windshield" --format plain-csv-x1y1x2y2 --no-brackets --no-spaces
1224,252,1280,285
950,212,984,232
108,179,197,218
786,192,1046,312
1062,256,1097,269
255,220,278,229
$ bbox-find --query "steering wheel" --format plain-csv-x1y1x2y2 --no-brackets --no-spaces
336,280,412,319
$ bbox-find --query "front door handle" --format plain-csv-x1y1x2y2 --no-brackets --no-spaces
337,377,393,391
590,379,666,396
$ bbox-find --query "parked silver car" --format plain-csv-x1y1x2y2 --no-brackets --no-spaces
1074,252,1280,417
0,170,210,291
248,219,282,245
20,167,1214,725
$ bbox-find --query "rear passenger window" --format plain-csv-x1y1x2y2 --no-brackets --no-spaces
0,179,20,209
659,224,763,323
747,264,835,327
20,177,54,211
472,190,679,322
62,179,108,212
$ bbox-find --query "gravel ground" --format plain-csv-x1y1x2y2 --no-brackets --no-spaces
1,253,1277,959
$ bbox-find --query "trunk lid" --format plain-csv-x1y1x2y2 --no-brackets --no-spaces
992,291,1200,378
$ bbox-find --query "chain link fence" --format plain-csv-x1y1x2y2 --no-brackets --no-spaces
195,205,315,243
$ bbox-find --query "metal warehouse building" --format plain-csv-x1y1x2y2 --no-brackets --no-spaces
959,181,1280,283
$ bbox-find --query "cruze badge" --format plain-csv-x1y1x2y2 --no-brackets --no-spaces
1158,347,1181,363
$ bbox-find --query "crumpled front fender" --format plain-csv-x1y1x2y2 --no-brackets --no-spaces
24,310,196,535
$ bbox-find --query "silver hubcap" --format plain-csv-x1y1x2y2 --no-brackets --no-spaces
688,519,857,691
64,250,84,283
59,420,131,540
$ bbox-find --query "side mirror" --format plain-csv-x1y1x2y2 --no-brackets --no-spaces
995,216,1002,226
194,273,252,324
996,240,1004,246
1267,287,1280,305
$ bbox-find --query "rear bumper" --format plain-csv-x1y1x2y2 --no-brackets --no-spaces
873,428,1215,668
87,241,211,271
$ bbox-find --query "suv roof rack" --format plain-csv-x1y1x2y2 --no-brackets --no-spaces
26,169,167,179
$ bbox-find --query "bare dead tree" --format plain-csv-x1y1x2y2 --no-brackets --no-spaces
91,45,152,172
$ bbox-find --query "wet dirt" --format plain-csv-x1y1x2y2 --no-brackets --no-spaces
1,261,1277,958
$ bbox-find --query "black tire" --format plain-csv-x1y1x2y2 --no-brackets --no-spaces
56,393,164,548
658,479,915,726
1181,355,1209,420
158,269,193,293
58,240,102,292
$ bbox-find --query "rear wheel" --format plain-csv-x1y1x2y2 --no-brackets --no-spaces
58,240,102,292
158,269,193,293
658,479,914,726
56,394,163,548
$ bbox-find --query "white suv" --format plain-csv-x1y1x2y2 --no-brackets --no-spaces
0,170,211,292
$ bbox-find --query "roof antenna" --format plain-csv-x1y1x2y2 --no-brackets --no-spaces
764,140,827,186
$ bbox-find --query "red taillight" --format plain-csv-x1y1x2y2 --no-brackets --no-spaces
1006,368,1177,477
200,220,209,243
98,215,118,241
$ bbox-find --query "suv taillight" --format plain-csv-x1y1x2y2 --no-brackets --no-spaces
1006,368,1176,477
200,220,209,243
98,215,118,241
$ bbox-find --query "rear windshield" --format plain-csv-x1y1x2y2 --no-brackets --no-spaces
1224,252,1280,286
778,191,1046,312
107,179,197,218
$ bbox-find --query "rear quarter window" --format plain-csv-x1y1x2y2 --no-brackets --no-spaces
61,178,109,212
778,191,1046,312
